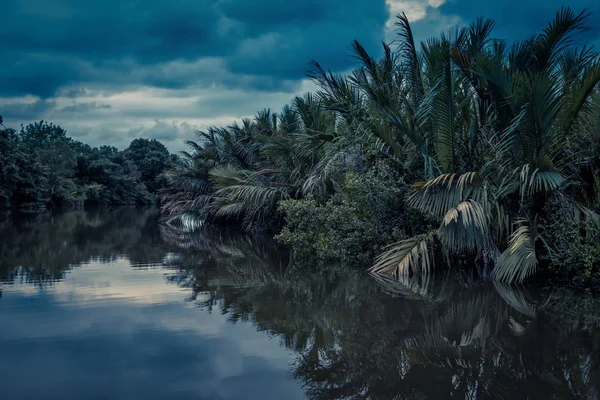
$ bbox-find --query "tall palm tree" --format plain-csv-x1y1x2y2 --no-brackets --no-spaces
365,8,600,283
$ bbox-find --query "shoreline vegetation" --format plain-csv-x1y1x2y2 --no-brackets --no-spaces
2,7,599,285
0,117,175,209
160,7,600,285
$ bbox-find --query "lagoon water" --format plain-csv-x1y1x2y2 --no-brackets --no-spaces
1,208,598,399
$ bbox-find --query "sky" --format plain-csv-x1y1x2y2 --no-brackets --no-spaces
1,0,599,152
0,259,304,399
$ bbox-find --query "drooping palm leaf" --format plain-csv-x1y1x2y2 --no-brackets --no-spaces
493,224,539,283
438,199,492,254
408,172,486,217
516,159,567,199
370,232,437,278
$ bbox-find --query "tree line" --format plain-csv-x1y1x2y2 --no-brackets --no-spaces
0,116,175,209
161,7,600,284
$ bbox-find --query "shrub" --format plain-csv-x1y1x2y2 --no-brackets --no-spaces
540,194,600,283
277,162,433,267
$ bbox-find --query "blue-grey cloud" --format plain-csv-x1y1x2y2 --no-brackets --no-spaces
59,102,111,113
1,0,389,98
0,290,303,400
58,88,91,98
0,99,56,120
434,1,600,43
2,0,600,152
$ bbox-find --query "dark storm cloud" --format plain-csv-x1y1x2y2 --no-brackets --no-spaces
1,0,389,98
1,0,229,62
434,0,600,43
0,99,56,120
219,0,331,31
222,0,389,78
0,53,84,98
5,0,596,100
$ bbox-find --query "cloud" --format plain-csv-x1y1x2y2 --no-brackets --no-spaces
0,53,84,98
59,102,111,113
1,80,319,151
435,0,600,43
0,98,56,120
1,0,599,152
1,0,389,99
0,259,304,399
58,88,91,98
126,120,200,149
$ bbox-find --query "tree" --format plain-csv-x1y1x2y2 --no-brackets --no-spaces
161,96,344,231
125,138,171,193
0,118,170,209
365,8,600,283
0,120,49,208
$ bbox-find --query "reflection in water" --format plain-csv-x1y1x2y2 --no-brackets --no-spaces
0,207,165,285
0,208,303,400
1,208,599,399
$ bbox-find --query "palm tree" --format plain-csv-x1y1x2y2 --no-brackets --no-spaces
161,95,344,232
359,7,600,283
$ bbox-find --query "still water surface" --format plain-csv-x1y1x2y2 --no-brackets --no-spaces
0,208,599,399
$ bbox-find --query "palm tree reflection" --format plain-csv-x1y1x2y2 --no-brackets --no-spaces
165,230,600,399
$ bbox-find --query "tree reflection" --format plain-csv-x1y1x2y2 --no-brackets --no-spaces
2,210,598,399
0,207,166,285
165,231,600,399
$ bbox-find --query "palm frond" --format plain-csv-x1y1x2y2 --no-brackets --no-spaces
516,160,567,199
395,12,424,107
438,199,492,254
209,165,250,188
493,224,539,284
408,172,486,217
559,58,600,134
214,184,287,207
533,7,591,71
573,202,600,229
370,232,437,278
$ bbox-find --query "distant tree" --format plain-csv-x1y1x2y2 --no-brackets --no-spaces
19,120,69,149
0,118,169,209
0,123,49,208
73,143,153,205
125,138,171,192
16,121,81,206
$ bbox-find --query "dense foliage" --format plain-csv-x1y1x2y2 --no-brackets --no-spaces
162,7,600,283
0,118,174,209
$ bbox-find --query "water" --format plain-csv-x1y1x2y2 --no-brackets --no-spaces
0,208,599,399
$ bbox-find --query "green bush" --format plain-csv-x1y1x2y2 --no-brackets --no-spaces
277,163,433,267
540,194,600,283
